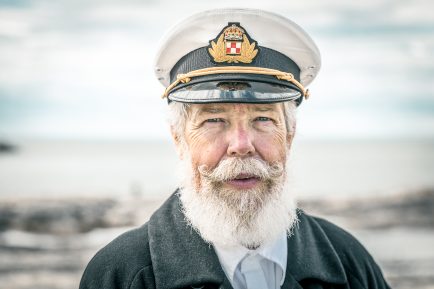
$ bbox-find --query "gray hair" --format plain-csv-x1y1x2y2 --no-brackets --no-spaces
168,101,297,141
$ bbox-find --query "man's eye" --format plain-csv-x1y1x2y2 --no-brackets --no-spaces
255,117,272,122
205,118,224,123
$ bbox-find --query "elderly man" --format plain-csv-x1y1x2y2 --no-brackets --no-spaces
80,8,391,289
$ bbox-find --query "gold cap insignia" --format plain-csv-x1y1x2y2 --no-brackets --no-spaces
208,23,259,64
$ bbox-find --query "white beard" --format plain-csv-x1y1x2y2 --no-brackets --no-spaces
177,154,298,249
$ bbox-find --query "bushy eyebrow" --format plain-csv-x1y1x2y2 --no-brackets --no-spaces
195,104,278,115
199,106,227,114
253,106,277,112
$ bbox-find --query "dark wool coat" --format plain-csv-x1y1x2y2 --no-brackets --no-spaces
79,192,391,289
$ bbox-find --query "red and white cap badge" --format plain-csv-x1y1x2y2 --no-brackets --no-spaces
207,22,259,64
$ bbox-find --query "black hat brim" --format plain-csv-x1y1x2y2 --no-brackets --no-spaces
168,80,302,105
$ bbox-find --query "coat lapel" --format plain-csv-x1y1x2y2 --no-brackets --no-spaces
282,211,348,287
148,191,232,289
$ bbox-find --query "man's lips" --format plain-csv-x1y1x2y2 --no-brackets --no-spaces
226,174,260,190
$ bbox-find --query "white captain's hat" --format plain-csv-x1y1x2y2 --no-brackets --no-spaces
154,8,321,106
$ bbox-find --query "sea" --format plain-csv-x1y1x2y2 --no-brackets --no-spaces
0,139,433,200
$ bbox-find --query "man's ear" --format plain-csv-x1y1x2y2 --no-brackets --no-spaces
170,126,184,159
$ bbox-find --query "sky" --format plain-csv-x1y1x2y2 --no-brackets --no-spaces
0,0,433,141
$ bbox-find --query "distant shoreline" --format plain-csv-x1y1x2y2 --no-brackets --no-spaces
1,140,433,199
0,188,432,234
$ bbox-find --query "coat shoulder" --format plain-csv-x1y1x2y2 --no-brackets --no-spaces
303,213,390,288
308,214,369,256
308,214,373,261
79,223,155,289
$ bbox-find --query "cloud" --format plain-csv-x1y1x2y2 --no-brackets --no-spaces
0,0,433,140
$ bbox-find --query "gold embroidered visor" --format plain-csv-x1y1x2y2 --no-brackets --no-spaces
163,66,309,104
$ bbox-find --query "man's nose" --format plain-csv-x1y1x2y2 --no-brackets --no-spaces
227,125,255,156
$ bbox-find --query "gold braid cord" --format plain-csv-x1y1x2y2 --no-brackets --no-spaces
162,66,310,100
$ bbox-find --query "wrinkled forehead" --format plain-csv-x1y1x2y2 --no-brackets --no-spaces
189,102,284,117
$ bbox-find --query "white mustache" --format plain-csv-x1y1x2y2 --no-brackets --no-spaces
198,157,284,183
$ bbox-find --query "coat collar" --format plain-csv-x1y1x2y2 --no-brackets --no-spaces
147,191,347,289
282,211,347,287
148,192,229,289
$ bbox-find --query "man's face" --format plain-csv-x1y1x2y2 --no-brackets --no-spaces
181,102,292,191
174,102,298,247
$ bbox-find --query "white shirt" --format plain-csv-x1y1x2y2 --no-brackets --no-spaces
213,233,287,289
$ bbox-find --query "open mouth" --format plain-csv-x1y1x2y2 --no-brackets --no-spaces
226,174,260,189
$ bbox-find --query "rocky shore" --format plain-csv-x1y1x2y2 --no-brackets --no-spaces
300,188,434,230
0,189,433,289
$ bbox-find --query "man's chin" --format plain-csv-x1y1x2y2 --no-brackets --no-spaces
224,190,269,215
211,182,273,213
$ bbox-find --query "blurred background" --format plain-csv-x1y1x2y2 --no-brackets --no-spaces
0,0,433,288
